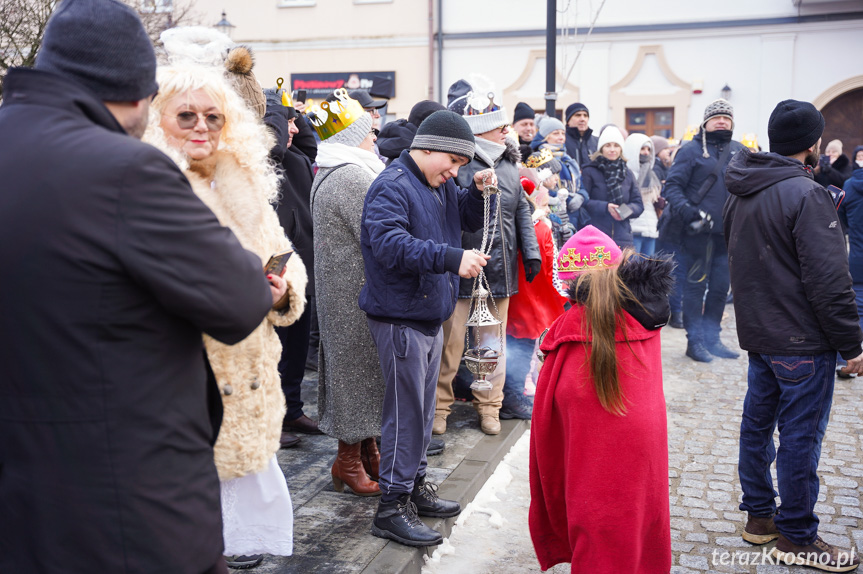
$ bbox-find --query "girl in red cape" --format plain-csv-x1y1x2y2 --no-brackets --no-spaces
529,225,673,573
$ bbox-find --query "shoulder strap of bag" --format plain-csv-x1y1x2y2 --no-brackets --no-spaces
690,144,733,206
309,162,350,211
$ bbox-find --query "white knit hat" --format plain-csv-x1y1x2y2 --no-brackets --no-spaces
597,125,625,152
462,91,508,134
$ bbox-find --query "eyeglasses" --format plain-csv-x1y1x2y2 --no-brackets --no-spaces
172,111,226,132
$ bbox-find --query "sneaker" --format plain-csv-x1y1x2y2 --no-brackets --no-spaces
224,555,264,569
499,395,533,420
479,413,501,435
411,475,461,518
426,438,445,456
371,494,443,547
432,413,447,435
770,534,860,572
705,340,740,359
685,342,714,363
741,513,779,544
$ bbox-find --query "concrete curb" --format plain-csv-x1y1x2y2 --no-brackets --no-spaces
360,418,530,574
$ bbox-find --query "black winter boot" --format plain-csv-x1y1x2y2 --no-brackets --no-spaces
705,339,740,359
669,311,684,329
411,475,461,518
371,494,443,547
686,342,714,363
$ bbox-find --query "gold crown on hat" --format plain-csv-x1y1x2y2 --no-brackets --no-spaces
524,148,553,169
306,88,365,141
558,246,614,272
276,77,294,108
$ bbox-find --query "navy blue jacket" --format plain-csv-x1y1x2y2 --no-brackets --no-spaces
839,165,863,283
581,161,643,246
663,130,744,234
359,150,487,333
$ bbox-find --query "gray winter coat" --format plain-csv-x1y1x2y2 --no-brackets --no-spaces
311,163,385,444
456,139,541,298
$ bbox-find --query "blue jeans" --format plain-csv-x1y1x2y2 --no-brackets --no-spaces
503,335,536,402
836,283,863,368
632,234,656,256
738,352,836,545
680,233,729,344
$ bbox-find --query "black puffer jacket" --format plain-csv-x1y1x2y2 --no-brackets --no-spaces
663,130,744,234
814,153,853,189
724,150,863,360
265,106,316,297
456,139,541,298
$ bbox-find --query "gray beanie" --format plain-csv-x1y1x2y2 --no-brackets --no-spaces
36,0,158,101
328,112,373,148
539,116,566,139
411,110,475,160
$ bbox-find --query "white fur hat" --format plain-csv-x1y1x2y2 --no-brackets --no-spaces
597,126,625,152
160,26,233,66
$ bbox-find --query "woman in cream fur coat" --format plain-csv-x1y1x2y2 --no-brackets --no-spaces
145,60,306,563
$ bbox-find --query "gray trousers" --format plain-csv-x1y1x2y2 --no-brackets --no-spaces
367,318,443,500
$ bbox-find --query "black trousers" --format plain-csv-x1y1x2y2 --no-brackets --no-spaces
277,303,312,421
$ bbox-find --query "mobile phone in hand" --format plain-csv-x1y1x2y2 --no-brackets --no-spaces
264,248,294,277
615,204,634,220
292,89,307,104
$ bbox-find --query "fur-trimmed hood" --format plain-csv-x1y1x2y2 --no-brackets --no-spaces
567,253,674,331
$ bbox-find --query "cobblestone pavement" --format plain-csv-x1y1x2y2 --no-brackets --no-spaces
664,306,863,573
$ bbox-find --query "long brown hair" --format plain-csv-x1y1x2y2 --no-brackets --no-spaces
573,249,639,415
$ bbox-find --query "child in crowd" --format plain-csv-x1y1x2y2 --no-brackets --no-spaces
529,225,673,574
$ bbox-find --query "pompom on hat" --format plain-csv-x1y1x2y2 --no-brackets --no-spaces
557,225,623,280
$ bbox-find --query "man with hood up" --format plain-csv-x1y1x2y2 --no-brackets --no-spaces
724,99,862,571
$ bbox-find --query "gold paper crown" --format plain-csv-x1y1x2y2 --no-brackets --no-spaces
305,88,365,141
276,77,294,108
741,133,758,150
558,246,614,273
524,148,554,169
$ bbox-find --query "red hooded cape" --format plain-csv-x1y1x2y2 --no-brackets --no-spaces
529,304,671,573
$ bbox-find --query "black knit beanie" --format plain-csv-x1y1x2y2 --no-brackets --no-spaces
35,0,157,102
514,102,535,124
408,100,446,128
411,110,475,160
565,102,589,123
768,100,825,157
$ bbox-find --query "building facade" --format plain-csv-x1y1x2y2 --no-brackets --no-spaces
202,0,863,148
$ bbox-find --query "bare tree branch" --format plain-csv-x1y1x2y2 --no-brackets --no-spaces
0,0,200,99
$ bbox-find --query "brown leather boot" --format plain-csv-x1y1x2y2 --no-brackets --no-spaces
332,440,380,497
770,534,860,572
741,513,779,544
360,437,380,481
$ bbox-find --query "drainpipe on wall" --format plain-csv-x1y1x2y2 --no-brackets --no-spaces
437,0,443,103
428,0,434,100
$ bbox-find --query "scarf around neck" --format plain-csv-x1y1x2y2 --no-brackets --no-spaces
594,156,627,205
316,141,385,176
474,137,506,167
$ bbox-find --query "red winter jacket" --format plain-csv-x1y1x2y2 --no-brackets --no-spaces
507,220,567,339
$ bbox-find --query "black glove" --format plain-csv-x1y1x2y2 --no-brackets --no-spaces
524,259,542,283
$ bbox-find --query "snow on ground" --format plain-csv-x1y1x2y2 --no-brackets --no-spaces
421,430,570,574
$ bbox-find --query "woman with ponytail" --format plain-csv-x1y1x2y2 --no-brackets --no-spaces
529,225,673,574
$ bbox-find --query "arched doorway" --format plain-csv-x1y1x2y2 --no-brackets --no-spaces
818,85,863,154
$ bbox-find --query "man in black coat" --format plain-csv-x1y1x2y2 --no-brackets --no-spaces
263,91,322,444
564,102,598,168
663,99,744,363
0,2,281,573
724,100,862,570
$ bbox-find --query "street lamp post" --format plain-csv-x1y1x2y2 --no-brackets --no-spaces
545,0,556,118
214,10,235,39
